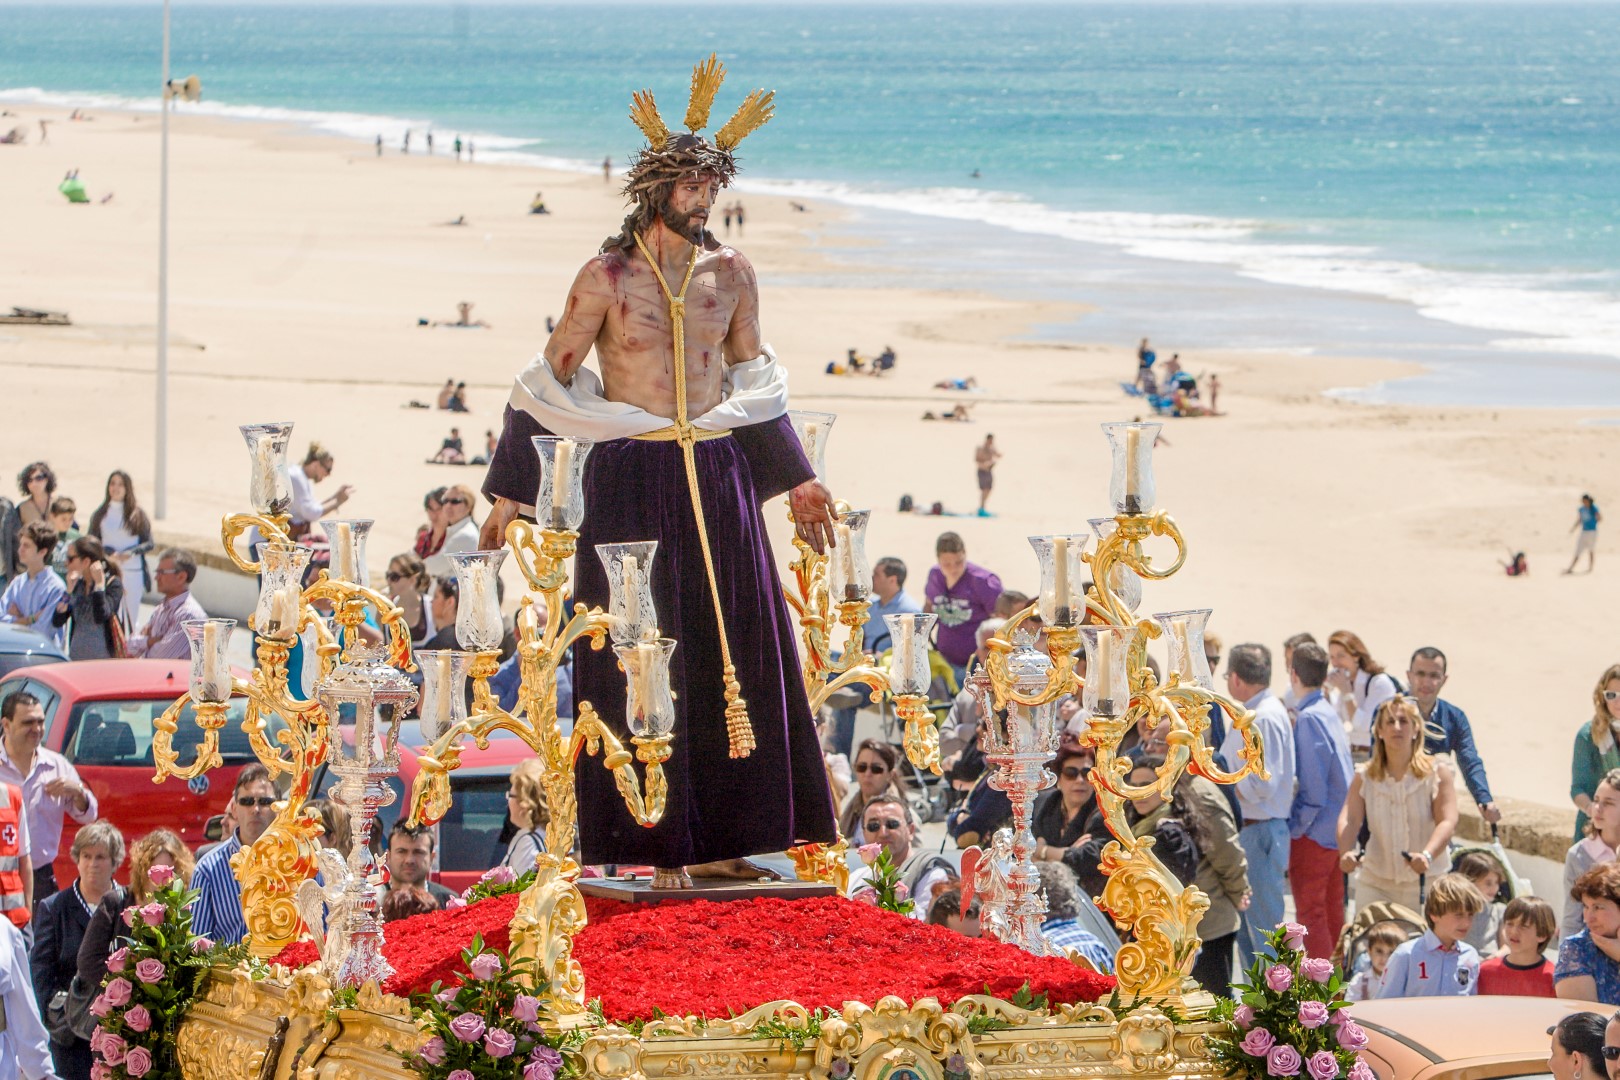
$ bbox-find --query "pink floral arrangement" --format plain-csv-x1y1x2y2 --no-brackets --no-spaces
852,844,913,916
90,865,222,1080
1207,922,1372,1080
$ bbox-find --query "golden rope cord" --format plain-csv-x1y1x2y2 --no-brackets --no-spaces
631,232,756,759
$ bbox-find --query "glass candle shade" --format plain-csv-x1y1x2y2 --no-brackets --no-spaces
616,637,678,738
1087,517,1143,613
449,550,507,652
1029,534,1088,627
1079,624,1139,718
1103,420,1162,516
414,649,471,741
254,544,311,641
184,618,236,704
320,519,374,589
240,422,294,517
597,541,659,647
788,410,837,485
1153,608,1215,690
828,510,872,605
885,611,937,693
531,436,594,532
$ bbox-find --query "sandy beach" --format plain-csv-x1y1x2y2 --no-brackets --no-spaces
3,104,1618,816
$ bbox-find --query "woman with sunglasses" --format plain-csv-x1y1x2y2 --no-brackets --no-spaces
1,461,56,583
838,739,907,844
1337,696,1457,913
1547,1012,1608,1080
1557,863,1620,1004
1032,735,1097,861
413,487,448,560
49,536,125,659
424,484,481,578
385,553,435,647
1573,665,1620,842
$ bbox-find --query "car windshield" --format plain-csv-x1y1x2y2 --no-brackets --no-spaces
65,697,282,768
0,652,65,679
438,776,513,873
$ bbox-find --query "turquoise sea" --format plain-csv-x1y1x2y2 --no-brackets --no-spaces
3,3,1618,405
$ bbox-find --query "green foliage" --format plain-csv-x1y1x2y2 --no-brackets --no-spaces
462,865,537,905
853,846,915,915
749,1010,828,1052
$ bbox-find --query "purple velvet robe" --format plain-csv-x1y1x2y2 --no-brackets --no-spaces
484,405,837,866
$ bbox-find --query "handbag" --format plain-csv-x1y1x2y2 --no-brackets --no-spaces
46,884,126,1043
107,609,129,659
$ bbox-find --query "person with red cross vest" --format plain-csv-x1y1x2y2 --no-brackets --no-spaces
0,781,31,929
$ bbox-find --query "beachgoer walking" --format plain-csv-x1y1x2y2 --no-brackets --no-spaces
602,155,611,182
1136,338,1156,390
375,134,382,157
1566,494,1601,575
89,470,153,631
734,201,745,234
975,433,1001,516
402,129,410,154
426,131,434,155
723,204,733,235
454,135,463,161
467,139,474,162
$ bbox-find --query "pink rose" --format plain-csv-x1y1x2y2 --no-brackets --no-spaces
1282,922,1308,951
125,1045,153,1077
524,1060,557,1080
1307,1051,1341,1080
480,864,516,885
1264,964,1293,992
90,993,113,1018
447,895,467,910
107,946,129,973
139,902,165,926
532,1047,564,1069
99,1032,128,1065
1298,1001,1330,1029
1336,1022,1368,1052
1240,1027,1276,1057
122,907,138,928
1348,1061,1375,1080
485,1028,518,1058
448,1012,486,1043
148,864,175,888
893,882,910,901
135,957,166,984
103,977,132,1007
436,987,458,1004
91,1063,111,1080
1329,1008,1351,1026
468,952,503,981
1233,1005,1254,1029
124,1004,152,1033
858,843,883,866
192,936,214,953
1301,957,1334,984
513,994,542,1024
1267,1045,1302,1078
448,1071,475,1080
418,1036,447,1065
852,886,879,905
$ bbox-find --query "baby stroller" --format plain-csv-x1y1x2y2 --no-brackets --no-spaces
1333,899,1425,972
1451,826,1531,905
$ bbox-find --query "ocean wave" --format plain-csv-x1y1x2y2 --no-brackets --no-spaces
6,84,1616,362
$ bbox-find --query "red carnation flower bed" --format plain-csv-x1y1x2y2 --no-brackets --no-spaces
273,893,1115,1022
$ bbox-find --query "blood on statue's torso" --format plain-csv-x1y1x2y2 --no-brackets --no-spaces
546,239,761,419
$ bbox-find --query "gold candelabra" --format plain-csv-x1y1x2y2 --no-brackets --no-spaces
151,424,416,961
404,436,677,1028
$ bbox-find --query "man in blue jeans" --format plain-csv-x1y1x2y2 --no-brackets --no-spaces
1220,642,1296,972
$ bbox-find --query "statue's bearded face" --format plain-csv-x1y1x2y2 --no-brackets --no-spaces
658,172,720,244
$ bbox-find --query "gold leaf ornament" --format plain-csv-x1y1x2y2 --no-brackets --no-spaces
684,53,725,132
629,89,670,151
715,88,775,151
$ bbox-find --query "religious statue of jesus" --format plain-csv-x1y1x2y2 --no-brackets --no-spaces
480,57,839,888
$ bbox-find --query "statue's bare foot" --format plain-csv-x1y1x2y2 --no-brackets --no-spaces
685,858,783,882
651,867,693,890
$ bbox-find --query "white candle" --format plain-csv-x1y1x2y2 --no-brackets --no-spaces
272,586,296,638
551,440,574,511
622,555,639,627
898,613,916,690
836,524,856,599
253,438,276,506
336,522,354,582
1095,631,1114,703
804,423,820,468
434,652,453,729
467,568,499,648
1053,537,1070,622
636,641,657,720
202,622,224,697
1124,427,1141,503
1172,618,1191,677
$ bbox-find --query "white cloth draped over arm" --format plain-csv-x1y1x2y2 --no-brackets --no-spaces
0,920,59,1079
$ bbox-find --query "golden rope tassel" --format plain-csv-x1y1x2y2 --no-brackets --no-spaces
633,233,756,758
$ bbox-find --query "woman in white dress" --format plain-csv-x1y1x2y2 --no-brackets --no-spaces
1326,628,1400,758
89,470,153,630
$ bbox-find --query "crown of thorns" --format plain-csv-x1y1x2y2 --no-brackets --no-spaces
624,54,774,196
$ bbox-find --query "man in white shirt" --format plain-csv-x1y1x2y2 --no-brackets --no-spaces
848,793,955,920
1219,643,1296,970
0,690,95,905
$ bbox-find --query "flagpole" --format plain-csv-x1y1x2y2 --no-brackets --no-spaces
155,0,171,521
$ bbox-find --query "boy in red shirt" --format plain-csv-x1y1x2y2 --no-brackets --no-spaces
1478,895,1557,996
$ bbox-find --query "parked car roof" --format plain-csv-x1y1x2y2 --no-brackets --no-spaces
10,658,196,697
1355,995,1598,1080
0,623,69,676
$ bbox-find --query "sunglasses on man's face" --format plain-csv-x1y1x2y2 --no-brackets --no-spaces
237,796,276,809
864,818,905,833
1601,1046,1620,1062
854,762,888,774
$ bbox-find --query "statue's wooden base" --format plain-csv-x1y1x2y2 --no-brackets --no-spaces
578,876,838,903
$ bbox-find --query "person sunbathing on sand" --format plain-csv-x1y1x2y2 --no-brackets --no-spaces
427,302,490,329
934,376,978,391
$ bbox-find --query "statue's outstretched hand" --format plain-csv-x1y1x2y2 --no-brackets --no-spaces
790,480,837,554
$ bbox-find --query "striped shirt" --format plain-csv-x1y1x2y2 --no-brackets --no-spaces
1042,918,1117,973
128,589,208,660
190,833,247,945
